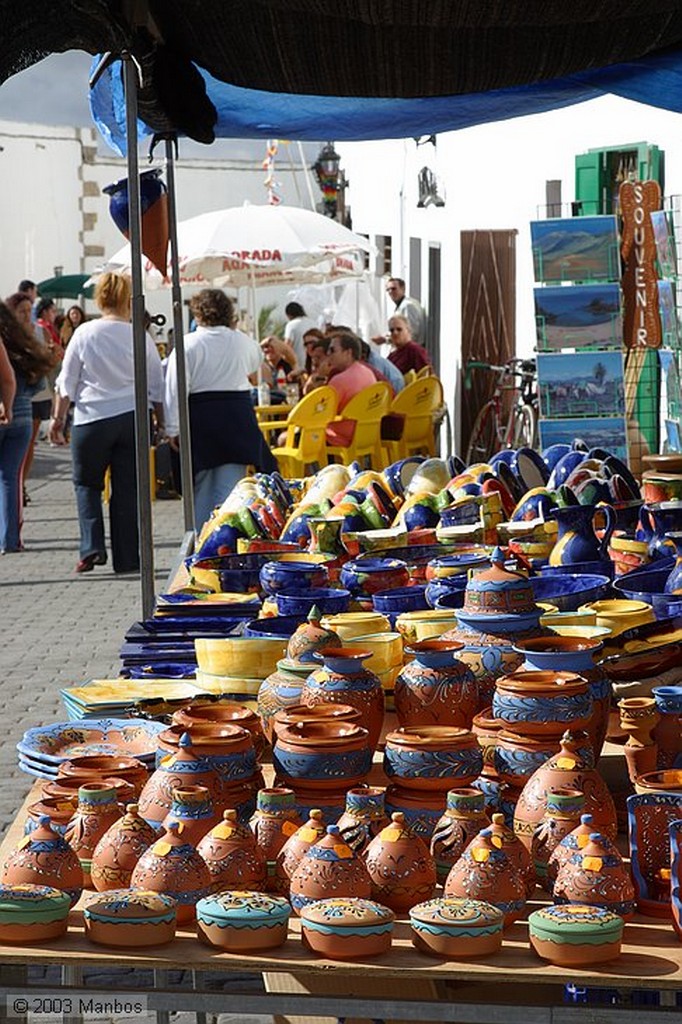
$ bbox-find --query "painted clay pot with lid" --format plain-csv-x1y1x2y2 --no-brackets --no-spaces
63,784,121,887
410,897,504,958
57,755,148,797
137,733,224,828
336,787,390,855
83,890,177,947
23,797,75,837
394,640,477,729
272,702,362,740
1,815,82,906
155,723,256,785
553,831,636,919
275,809,327,894
289,824,372,914
492,670,592,737
547,812,618,890
0,884,71,943
383,726,483,791
249,787,302,886
488,812,534,896
364,812,437,912
90,803,158,891
301,647,385,750
430,788,489,884
530,788,585,891
161,784,221,846
443,827,527,927
196,810,267,892
300,897,394,960
493,729,561,788
273,721,372,792
196,890,291,951
130,820,211,922
285,605,343,665
513,729,617,849
172,700,266,760
528,904,624,966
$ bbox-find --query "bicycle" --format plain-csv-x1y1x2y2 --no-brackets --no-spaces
464,357,538,464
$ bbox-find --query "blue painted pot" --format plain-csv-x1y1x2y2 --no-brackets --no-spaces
530,573,611,612
340,557,410,599
259,559,328,596
188,553,273,593
426,575,467,609
275,588,351,618
492,670,592,736
272,722,372,790
549,503,615,568
244,616,302,639
383,726,483,791
372,585,428,619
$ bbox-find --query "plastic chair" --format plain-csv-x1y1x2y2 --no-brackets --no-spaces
270,386,338,477
416,364,433,379
325,381,391,468
382,375,444,462
403,369,417,385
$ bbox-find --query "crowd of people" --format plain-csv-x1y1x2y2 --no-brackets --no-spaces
0,272,431,566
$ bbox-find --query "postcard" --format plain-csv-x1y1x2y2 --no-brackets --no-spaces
534,283,622,350
658,280,679,346
651,210,677,279
539,416,628,462
537,351,625,419
531,216,620,283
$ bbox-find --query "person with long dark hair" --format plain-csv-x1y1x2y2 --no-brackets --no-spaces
0,299,54,553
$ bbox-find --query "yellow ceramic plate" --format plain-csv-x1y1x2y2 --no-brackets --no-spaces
63,680,206,704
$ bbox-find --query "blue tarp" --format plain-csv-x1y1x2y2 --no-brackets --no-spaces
90,48,682,157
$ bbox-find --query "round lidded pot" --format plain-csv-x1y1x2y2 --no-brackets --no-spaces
528,904,623,966
83,890,177,948
196,809,267,893
172,700,267,760
272,702,362,741
383,726,483,791
273,721,372,791
300,897,394,960
492,670,592,737
410,897,504,959
364,812,437,913
1,815,83,907
288,824,371,915
196,891,291,951
0,884,71,944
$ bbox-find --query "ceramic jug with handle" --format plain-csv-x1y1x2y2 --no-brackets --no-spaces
549,504,615,567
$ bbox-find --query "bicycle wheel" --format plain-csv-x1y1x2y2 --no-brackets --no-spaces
512,403,537,450
466,401,498,464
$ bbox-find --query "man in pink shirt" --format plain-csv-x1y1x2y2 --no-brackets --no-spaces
325,331,376,448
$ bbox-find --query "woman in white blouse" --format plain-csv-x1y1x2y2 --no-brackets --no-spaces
49,273,164,573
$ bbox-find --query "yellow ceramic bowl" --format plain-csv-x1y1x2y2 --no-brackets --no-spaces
546,625,612,641
194,669,261,700
344,632,404,672
194,636,286,678
540,608,597,628
320,611,391,640
395,609,458,644
578,599,655,639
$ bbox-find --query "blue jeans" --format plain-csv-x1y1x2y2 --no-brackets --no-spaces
71,412,139,572
0,416,32,551
194,463,246,533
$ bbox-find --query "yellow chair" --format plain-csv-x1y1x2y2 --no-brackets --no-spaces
382,375,444,462
403,369,417,385
270,386,338,477
416,364,433,379
325,381,391,469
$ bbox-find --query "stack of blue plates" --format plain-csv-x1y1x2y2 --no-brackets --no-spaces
16,718,165,779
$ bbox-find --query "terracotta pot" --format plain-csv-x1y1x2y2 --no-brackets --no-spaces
249,787,303,887
90,803,158,892
443,827,527,927
336,787,390,855
196,809,267,892
633,769,682,795
301,647,385,751
272,702,362,741
489,812,534,896
83,889,177,947
553,831,635,919
289,824,372,915
161,784,221,846
287,788,347,827
364,812,437,913
275,809,327,894
300,897,394,960
42,774,136,811
618,696,660,783
130,821,212,922
384,784,447,841
547,812,618,892
1,815,83,906
137,733,224,828
257,660,310,743
652,686,682,770
196,891,290,951
430,788,489,884
513,730,617,849
493,670,592,737
530,788,585,892
57,755,148,797
0,884,71,943
173,700,267,760
155,723,257,785
410,897,504,958
671,819,682,940
273,721,372,791
24,797,75,837
628,791,682,916
394,640,477,729
63,785,121,888
472,707,504,776
493,730,562,788
528,904,624,966
383,726,483,792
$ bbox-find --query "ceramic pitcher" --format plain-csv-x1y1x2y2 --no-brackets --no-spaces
549,504,615,567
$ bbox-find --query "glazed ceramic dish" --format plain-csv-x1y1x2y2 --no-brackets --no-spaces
409,897,503,958
528,904,623,965
83,890,177,947
0,884,71,943
300,897,394,959
16,719,164,766
196,891,290,951
530,573,611,612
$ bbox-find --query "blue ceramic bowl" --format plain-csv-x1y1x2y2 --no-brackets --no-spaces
547,451,586,490
275,588,351,618
489,449,516,468
426,576,467,609
243,615,302,639
188,552,274,593
511,447,550,490
542,443,571,472
372,585,428,617
433,587,467,611
613,560,680,619
540,560,613,578
259,559,328,596
531,573,611,611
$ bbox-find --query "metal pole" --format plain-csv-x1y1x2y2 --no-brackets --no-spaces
164,137,195,534
123,55,155,619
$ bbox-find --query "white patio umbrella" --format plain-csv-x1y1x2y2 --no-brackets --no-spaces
98,202,373,289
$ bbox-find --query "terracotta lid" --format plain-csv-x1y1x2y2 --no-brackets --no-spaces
462,546,538,617
83,890,177,922
196,891,291,925
496,670,587,695
0,884,71,922
409,897,503,929
386,725,475,749
301,897,394,928
277,721,369,747
528,904,623,941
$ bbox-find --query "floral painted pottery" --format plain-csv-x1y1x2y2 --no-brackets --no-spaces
196,810,267,892
384,784,447,841
42,774,136,811
443,827,526,927
549,503,615,567
273,721,372,791
274,809,327,894
493,669,591,740
16,718,164,766
90,803,158,891
249,787,302,885
155,723,257,786
57,755,148,797
515,636,611,758
580,598,654,638
23,797,75,837
259,558,328,595
172,701,267,761
257,661,311,744
0,884,71,943
410,897,503,958
553,831,635,919
300,897,394,960
63,784,121,887
160,784,220,846
528,904,623,966
383,726,483,791
320,611,391,640
137,733,224,828
282,607,343,666
364,812,436,913
83,889,177,947
1,815,82,906
289,824,371,914
196,891,291,951
530,788,585,891
547,812,616,892
492,730,559,789
336,787,390,855
340,557,410,600
618,696,660,783
488,812,534,896
130,821,211,922
514,730,618,848
430,788,489,883
652,686,682,770
394,640,477,729
302,648,385,751
627,791,682,917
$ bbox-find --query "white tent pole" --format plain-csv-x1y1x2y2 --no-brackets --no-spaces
298,141,318,212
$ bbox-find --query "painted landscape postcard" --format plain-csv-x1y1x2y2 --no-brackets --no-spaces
539,416,628,462
651,210,677,279
658,280,679,346
531,216,620,283
537,351,625,419
534,283,622,350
